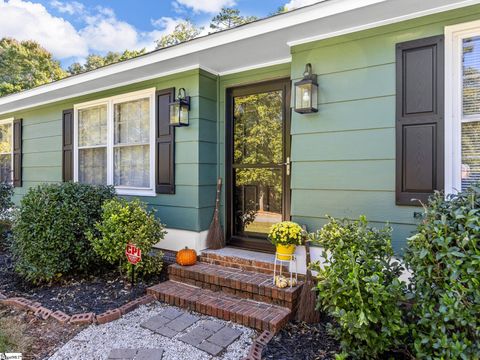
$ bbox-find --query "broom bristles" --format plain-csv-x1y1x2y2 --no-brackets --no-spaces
206,177,225,250
206,210,225,250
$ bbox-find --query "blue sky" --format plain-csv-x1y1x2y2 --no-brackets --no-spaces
0,0,317,67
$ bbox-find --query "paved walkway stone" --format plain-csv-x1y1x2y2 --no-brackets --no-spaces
107,348,138,359
208,326,243,348
179,327,214,346
135,348,164,360
166,313,199,332
141,307,246,357
197,341,223,356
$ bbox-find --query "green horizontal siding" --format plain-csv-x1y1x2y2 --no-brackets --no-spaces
4,68,221,232
289,5,480,253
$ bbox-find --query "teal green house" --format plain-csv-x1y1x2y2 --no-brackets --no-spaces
0,0,479,263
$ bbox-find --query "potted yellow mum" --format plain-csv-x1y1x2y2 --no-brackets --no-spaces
268,221,303,260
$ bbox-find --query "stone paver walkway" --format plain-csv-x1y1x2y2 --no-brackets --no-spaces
140,308,242,356
108,348,164,360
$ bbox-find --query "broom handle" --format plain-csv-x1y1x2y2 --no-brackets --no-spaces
214,178,222,213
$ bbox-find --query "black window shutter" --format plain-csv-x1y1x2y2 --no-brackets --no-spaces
13,118,22,187
62,109,74,182
156,88,175,194
396,35,444,205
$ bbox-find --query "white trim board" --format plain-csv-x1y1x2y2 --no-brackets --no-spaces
154,228,209,253
444,19,480,194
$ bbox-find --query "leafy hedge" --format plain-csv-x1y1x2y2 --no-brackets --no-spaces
88,198,165,279
0,182,13,241
311,216,407,359
405,187,480,359
12,183,115,283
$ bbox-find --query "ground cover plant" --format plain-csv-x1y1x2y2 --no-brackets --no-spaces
12,182,116,283
311,216,408,359
405,186,480,359
88,198,165,279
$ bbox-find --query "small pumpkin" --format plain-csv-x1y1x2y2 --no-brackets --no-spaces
275,275,288,289
176,246,197,266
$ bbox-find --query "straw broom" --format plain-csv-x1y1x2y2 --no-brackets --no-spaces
206,177,225,250
296,239,321,323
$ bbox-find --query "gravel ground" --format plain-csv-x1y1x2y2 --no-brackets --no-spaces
48,302,256,360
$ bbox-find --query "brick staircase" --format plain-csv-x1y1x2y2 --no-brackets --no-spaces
148,248,303,333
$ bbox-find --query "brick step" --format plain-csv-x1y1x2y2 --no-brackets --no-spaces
168,263,302,310
200,248,288,275
147,281,291,333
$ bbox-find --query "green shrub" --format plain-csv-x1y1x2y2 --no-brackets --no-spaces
12,182,115,283
87,198,165,279
310,216,407,359
405,186,480,359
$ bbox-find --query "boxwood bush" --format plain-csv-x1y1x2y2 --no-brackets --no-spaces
12,182,115,283
0,182,13,242
310,216,408,359
405,186,480,359
87,198,165,279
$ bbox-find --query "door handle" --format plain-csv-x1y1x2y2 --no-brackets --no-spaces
284,157,291,176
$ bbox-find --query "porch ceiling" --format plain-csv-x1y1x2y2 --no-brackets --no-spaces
0,0,477,115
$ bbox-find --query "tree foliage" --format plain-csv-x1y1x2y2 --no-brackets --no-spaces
210,7,257,31
0,38,66,97
67,49,146,75
155,21,202,49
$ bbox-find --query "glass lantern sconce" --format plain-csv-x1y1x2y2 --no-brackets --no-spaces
169,88,190,127
294,63,318,114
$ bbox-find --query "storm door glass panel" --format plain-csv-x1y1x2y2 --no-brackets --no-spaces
0,123,12,183
78,105,107,185
461,36,480,190
232,90,283,237
113,98,150,188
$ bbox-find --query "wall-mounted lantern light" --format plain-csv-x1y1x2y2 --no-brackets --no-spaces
294,63,318,114
169,88,190,127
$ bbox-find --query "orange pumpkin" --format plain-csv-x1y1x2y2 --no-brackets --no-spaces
176,247,197,266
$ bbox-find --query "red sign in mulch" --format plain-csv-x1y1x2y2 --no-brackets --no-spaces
125,243,142,265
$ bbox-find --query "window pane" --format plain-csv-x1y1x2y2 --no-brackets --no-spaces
79,105,107,146
114,145,149,187
0,123,12,154
463,36,480,117
0,154,11,183
233,168,282,236
114,98,150,145
79,147,107,185
461,121,480,190
233,91,283,165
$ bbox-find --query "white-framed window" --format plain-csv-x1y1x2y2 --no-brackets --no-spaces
0,118,13,184
74,88,156,196
446,20,480,193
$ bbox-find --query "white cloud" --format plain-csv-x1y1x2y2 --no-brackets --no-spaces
50,0,84,15
284,0,323,11
0,0,178,60
0,0,88,58
173,0,235,14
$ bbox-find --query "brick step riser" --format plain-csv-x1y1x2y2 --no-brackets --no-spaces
147,281,292,333
168,272,298,310
199,256,288,275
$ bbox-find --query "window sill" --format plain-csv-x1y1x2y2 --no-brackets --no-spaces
116,187,156,197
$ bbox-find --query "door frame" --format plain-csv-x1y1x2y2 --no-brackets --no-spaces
225,78,291,252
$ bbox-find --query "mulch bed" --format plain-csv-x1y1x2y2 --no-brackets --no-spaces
262,321,340,360
0,243,167,315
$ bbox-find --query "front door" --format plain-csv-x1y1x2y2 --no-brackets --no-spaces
226,79,291,252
